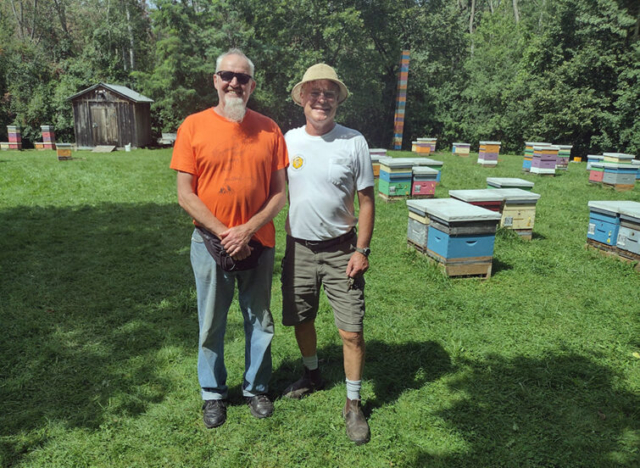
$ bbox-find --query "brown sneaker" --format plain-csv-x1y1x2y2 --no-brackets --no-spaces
282,367,325,399
343,398,370,445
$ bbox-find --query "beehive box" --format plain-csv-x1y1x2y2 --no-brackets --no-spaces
449,189,504,212
530,145,559,175
523,142,551,172
586,201,640,247
418,138,437,153
556,144,572,170
616,204,640,258
497,189,541,239
600,163,637,191
478,141,501,167
486,177,534,191
586,155,605,170
452,142,471,156
588,162,605,183
56,142,73,161
407,198,501,278
411,166,439,198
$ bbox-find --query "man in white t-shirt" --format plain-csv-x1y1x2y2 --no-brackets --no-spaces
281,63,375,445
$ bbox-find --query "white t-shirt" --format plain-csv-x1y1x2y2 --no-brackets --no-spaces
285,124,374,241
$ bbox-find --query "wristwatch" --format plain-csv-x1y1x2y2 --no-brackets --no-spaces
355,247,371,258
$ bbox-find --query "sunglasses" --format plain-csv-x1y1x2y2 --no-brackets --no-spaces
216,71,253,85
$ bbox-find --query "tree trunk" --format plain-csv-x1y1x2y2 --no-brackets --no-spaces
513,0,520,23
126,4,136,71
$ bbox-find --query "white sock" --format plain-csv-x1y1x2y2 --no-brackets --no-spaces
302,354,318,371
346,378,361,401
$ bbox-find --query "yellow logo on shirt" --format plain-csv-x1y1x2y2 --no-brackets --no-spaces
292,156,304,170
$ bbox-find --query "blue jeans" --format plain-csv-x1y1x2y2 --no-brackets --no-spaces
190,229,275,400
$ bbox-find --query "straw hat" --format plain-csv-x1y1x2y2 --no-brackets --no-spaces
291,63,350,106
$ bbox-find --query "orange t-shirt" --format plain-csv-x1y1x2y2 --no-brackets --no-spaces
170,108,289,248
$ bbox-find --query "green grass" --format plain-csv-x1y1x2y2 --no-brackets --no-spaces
0,149,638,467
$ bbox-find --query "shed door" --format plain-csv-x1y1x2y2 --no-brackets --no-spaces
91,104,118,146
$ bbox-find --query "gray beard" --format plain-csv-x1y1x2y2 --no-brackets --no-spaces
223,96,247,122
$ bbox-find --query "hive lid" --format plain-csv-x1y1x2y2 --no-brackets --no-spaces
588,200,640,215
412,166,439,175
486,177,535,188
603,153,635,159
449,189,504,202
494,188,541,201
406,198,501,222
480,141,501,145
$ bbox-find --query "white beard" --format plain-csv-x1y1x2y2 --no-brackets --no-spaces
223,96,247,122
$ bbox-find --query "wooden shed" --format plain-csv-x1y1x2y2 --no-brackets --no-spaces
68,83,154,149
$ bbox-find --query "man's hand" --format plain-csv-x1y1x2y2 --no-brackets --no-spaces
231,244,253,261
346,251,369,278
220,224,253,257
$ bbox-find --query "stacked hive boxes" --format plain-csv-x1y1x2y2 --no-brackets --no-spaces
586,155,605,170
587,201,640,256
588,162,605,184
411,167,439,198
523,142,550,172
369,148,388,179
8,126,22,150
486,177,534,191
530,145,559,175
41,125,56,150
601,153,637,191
452,143,471,156
616,204,640,261
478,141,501,167
419,138,437,153
498,189,541,240
413,140,432,155
406,198,501,278
379,159,413,199
449,188,541,240
556,145,572,170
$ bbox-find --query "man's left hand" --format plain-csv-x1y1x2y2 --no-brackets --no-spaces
220,224,253,257
346,251,369,278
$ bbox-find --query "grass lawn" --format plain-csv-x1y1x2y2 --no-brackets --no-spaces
0,148,638,467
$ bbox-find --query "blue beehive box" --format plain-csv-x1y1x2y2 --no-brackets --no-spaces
587,201,640,246
407,199,501,278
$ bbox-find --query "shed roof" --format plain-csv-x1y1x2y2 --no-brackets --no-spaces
68,83,154,103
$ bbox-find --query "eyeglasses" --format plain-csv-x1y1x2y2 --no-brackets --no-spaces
308,90,337,101
216,71,253,85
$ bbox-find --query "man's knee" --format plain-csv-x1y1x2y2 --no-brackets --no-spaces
340,330,364,348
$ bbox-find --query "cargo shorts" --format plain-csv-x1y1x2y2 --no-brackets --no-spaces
281,232,366,333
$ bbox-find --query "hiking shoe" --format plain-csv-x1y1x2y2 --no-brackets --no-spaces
202,399,227,428
282,367,325,399
246,394,274,419
343,398,370,445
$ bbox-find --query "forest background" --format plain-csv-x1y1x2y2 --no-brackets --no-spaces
0,0,639,157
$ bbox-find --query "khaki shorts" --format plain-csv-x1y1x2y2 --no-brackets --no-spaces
281,233,366,332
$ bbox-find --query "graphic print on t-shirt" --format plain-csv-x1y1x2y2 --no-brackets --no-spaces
292,155,305,170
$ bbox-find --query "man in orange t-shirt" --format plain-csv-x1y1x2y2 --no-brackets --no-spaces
170,49,288,429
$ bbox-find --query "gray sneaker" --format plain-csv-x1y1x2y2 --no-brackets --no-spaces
343,398,370,445
282,367,325,399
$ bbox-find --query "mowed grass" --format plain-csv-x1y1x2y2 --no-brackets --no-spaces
0,149,638,467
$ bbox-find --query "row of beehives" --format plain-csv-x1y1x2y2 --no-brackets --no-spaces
406,178,540,279
587,201,640,267
522,142,573,175
586,153,639,192
1,125,73,159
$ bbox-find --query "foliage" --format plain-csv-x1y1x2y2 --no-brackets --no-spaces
0,0,639,154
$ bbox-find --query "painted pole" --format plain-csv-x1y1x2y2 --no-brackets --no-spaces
393,50,410,150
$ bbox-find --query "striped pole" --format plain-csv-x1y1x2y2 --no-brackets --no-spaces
393,50,410,150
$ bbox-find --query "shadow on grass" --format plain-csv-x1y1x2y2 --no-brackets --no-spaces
409,353,639,467
270,340,452,411
0,203,201,466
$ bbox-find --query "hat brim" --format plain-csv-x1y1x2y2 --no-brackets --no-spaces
291,79,349,106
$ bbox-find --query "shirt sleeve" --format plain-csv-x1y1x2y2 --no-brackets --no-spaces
355,136,374,190
170,118,197,175
272,124,289,172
